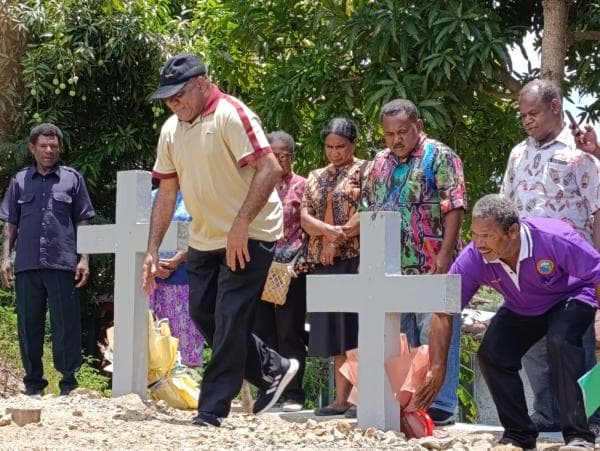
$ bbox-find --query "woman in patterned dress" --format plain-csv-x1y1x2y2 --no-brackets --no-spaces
301,118,368,416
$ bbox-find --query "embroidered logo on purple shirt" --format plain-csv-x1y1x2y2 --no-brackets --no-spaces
536,259,554,275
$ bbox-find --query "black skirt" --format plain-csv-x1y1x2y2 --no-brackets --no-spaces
308,256,359,357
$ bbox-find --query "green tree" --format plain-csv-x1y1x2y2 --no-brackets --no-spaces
0,0,185,323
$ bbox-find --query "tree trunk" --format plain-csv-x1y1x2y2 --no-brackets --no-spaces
540,0,572,82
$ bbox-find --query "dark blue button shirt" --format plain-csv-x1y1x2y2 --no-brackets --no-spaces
0,165,95,273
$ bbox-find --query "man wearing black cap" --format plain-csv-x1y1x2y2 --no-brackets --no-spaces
142,53,298,427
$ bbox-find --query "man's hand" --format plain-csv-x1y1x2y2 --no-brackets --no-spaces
574,125,600,157
142,252,159,294
227,218,250,271
430,250,452,275
414,366,446,410
0,259,13,288
74,256,90,288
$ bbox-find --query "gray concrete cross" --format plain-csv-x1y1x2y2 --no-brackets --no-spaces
307,211,461,430
77,170,188,398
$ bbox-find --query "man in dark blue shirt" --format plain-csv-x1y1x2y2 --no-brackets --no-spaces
0,123,95,396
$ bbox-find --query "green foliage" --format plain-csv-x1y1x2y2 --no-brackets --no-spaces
184,0,525,176
10,0,169,190
0,304,110,396
302,358,330,410
458,332,479,423
77,356,111,397
0,305,20,363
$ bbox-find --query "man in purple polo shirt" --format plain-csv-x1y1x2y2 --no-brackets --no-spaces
0,123,95,396
415,194,597,451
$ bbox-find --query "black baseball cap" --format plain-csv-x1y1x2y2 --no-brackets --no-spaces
151,53,207,100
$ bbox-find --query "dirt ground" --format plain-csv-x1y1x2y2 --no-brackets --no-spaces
0,389,571,450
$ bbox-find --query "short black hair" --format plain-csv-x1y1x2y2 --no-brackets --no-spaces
379,99,419,122
519,79,562,105
320,117,358,142
29,123,64,147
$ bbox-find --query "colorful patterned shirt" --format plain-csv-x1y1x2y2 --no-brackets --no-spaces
361,134,467,274
501,126,600,244
274,172,307,263
302,158,368,263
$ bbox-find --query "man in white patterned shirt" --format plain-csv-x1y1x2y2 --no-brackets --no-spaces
501,79,600,434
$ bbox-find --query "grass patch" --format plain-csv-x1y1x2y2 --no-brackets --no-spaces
0,305,110,396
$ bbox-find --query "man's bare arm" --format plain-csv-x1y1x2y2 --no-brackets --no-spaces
237,153,282,225
414,312,454,409
227,153,282,271
142,177,179,293
147,178,179,254
431,208,464,274
1,223,17,287
74,219,91,287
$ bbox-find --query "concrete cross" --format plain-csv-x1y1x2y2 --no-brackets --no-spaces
307,211,461,430
77,171,188,398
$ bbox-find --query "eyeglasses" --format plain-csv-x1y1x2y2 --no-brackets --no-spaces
273,152,292,160
166,77,198,103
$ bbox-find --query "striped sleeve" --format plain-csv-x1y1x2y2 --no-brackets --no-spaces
222,96,271,167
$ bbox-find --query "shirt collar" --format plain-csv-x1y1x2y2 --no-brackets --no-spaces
281,172,293,184
518,222,533,261
201,84,225,117
29,163,60,179
526,125,575,149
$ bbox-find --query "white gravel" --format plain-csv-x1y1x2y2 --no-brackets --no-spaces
0,390,565,450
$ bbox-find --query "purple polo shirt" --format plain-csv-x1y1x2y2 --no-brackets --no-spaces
0,164,95,273
450,217,600,315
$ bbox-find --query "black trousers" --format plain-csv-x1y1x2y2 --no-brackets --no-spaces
477,299,595,448
253,273,307,403
15,269,81,392
187,240,285,418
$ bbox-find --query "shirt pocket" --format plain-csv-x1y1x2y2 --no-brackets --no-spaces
51,192,73,219
17,193,35,218
542,161,570,189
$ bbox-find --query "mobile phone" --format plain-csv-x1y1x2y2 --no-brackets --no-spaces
565,110,581,132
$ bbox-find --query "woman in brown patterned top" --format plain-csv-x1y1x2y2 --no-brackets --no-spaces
301,117,367,416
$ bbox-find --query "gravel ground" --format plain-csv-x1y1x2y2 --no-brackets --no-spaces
0,390,569,450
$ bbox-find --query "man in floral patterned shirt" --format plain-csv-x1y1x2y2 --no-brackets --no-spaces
501,79,600,433
360,98,467,425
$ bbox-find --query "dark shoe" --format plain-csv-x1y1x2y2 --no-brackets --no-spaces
60,386,76,396
427,407,455,426
498,437,536,451
314,405,350,416
587,422,599,436
22,387,44,396
192,412,223,427
344,405,357,418
253,358,299,415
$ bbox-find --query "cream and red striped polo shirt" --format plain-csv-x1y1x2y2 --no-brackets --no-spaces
152,85,283,251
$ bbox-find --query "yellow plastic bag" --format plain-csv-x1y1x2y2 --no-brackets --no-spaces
148,311,179,385
149,373,200,409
